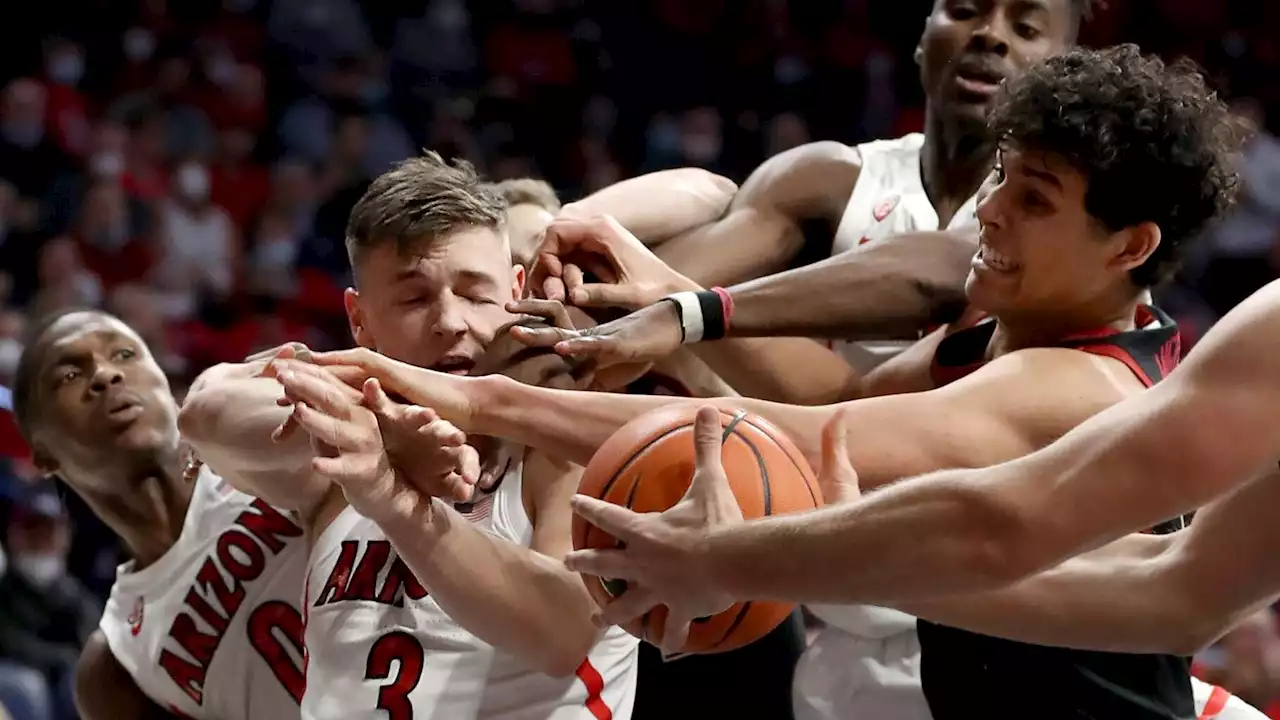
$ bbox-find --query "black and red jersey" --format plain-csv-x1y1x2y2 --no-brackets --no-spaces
920,304,1194,720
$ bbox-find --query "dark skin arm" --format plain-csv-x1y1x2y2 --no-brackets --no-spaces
76,631,181,720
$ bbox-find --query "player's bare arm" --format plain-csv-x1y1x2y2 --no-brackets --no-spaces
902,466,1280,656
274,363,601,678
76,631,181,720
560,168,738,243
651,141,861,287
178,358,330,514
305,339,1141,490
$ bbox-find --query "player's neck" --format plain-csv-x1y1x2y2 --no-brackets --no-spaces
75,447,195,572
921,109,996,221
987,292,1143,356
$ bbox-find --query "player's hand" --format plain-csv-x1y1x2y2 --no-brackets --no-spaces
564,406,741,655
816,411,859,505
508,300,685,372
246,341,313,365
362,378,481,503
305,349,476,430
273,364,474,523
504,298,652,390
528,215,700,311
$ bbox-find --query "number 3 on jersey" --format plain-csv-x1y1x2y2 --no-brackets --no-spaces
366,632,426,720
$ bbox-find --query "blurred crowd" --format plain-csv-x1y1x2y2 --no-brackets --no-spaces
4,0,1280,718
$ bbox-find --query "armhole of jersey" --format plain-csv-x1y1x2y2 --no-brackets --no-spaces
496,452,533,546
831,143,871,248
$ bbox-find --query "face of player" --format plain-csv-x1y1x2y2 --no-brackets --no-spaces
29,312,180,488
346,227,525,373
506,202,556,270
965,148,1160,317
918,0,1075,128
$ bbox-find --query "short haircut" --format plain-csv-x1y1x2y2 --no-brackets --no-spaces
489,178,561,214
345,151,508,269
989,44,1241,287
12,307,114,442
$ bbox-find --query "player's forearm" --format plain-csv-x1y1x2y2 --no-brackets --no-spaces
379,501,598,677
562,169,737,242
722,231,974,340
693,337,860,404
179,366,315,500
471,375,830,467
898,534,1210,654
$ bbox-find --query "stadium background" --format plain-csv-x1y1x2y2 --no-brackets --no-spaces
2,0,1280,717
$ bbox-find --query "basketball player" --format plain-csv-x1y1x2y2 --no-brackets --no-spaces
292,45,1238,719
179,153,639,720
489,170,737,270
10,309,308,720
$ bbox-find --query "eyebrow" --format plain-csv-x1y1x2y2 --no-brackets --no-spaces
455,269,501,289
1019,163,1064,190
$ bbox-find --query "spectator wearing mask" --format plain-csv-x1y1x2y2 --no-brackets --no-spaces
0,79,71,205
40,37,91,161
0,484,101,720
154,160,239,320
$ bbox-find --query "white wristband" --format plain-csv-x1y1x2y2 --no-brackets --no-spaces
665,291,705,344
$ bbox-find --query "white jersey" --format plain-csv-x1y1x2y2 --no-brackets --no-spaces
829,133,981,374
303,449,639,720
99,467,308,719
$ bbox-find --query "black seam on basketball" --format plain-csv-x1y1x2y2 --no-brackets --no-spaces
709,602,754,651
731,426,772,516
747,417,819,507
720,409,748,443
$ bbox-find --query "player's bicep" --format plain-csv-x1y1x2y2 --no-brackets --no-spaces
76,631,177,720
523,451,583,560
844,350,1126,490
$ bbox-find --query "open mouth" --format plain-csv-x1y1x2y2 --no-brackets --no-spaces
974,242,1021,274
953,61,1005,96
431,355,476,376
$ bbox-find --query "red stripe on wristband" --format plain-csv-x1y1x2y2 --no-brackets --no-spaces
711,286,734,333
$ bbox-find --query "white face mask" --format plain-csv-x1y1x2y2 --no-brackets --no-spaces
0,337,21,379
48,53,84,87
123,28,156,63
176,164,211,201
14,553,64,587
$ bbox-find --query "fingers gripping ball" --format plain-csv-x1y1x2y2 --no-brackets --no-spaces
572,405,823,654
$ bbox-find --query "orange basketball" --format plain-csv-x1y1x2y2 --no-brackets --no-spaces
572,404,823,654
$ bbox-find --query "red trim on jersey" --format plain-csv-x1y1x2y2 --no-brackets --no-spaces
1198,685,1230,719
575,658,612,720
1070,342,1155,386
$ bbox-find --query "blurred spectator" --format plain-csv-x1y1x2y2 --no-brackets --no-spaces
210,126,269,231
766,111,810,158
0,80,71,204
30,237,102,318
0,180,47,309
75,179,153,291
0,485,101,720
391,0,479,98
40,37,91,161
0,312,25,388
153,160,238,320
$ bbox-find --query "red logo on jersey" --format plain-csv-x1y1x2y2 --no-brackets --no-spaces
129,598,145,636
157,499,306,706
873,195,900,221
313,540,428,609
857,236,872,246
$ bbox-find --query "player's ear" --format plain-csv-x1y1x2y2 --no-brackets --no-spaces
1109,221,1162,275
914,45,924,66
510,264,526,301
344,288,376,350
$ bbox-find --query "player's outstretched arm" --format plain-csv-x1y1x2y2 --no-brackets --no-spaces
379,452,603,678
651,142,860,287
179,358,329,512
76,631,182,720
560,168,737,243
901,467,1280,655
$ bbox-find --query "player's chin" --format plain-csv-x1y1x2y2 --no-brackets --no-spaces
111,420,172,454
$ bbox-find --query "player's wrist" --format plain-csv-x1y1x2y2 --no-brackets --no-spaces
661,287,734,344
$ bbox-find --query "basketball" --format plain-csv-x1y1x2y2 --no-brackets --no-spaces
572,404,824,654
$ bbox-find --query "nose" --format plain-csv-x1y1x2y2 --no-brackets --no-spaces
88,363,124,395
431,294,469,339
968,15,1011,57
976,181,1006,230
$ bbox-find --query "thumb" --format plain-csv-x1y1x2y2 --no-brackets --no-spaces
691,406,727,485
361,378,394,417
569,283,639,309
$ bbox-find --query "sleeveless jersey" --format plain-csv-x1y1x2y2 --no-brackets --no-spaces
919,305,1197,719
99,466,308,719
829,133,980,375
302,448,639,720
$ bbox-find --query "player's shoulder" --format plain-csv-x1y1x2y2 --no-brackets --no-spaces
740,140,863,216
854,132,926,160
